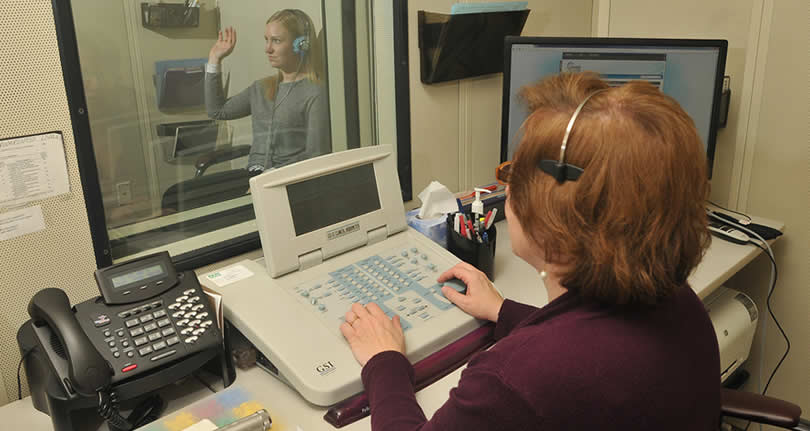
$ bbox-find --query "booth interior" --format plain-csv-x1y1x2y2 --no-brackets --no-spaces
1,0,807,431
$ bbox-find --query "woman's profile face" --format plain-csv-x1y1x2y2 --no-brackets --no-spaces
264,21,299,72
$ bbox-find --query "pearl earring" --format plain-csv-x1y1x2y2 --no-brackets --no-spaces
540,270,547,280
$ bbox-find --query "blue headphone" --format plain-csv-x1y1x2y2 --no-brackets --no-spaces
291,10,311,56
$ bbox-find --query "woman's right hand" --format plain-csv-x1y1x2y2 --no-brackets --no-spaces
209,27,237,64
437,262,504,323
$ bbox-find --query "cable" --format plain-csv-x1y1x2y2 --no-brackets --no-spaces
748,241,789,396
17,347,35,400
710,212,788,431
706,200,753,222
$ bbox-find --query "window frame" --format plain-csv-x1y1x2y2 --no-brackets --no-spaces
51,0,412,270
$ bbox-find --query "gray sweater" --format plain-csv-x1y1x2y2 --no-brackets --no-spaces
205,71,331,169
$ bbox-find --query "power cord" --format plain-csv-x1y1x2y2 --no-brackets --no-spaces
706,200,753,223
17,347,36,400
708,213,789,431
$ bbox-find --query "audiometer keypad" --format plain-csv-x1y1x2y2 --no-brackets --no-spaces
289,244,463,337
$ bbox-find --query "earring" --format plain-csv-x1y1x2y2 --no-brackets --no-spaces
539,270,547,280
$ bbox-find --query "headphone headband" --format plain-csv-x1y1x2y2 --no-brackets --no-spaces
538,88,607,183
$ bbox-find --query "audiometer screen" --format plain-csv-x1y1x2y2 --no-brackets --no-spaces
287,163,381,236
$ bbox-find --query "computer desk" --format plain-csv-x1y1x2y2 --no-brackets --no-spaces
0,216,784,430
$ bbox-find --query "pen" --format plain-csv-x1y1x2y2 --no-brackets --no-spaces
456,198,464,214
485,208,498,230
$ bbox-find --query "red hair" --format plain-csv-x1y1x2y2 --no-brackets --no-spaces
509,72,710,306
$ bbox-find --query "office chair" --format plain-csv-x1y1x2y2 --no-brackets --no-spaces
721,388,810,430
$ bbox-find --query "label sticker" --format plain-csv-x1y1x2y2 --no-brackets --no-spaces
327,222,360,241
204,265,254,287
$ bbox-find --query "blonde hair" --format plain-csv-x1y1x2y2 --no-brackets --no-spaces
262,9,323,100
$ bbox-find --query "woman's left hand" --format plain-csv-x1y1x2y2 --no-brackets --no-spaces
340,302,405,366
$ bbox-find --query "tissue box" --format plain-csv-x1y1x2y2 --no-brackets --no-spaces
406,209,448,249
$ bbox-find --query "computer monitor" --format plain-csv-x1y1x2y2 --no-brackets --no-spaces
500,37,727,177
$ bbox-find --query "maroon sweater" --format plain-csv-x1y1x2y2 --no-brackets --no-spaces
361,286,720,430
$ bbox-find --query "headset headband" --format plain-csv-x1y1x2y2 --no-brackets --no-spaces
538,88,607,183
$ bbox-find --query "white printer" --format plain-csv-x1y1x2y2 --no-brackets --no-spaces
703,286,759,382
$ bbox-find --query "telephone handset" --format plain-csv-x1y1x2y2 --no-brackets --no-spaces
27,251,222,430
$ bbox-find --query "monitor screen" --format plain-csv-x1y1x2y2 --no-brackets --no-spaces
287,163,382,236
501,38,727,177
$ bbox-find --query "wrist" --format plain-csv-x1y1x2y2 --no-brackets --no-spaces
208,56,221,65
489,298,505,322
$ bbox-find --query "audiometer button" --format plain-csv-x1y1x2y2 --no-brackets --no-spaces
183,312,197,319
113,351,120,358
103,330,111,337
172,311,185,318
116,330,125,337
161,327,175,336
117,311,131,319
181,328,194,335
196,312,209,319
180,304,193,311
176,296,189,303
184,336,199,344
138,346,153,356
139,285,147,290
125,318,139,328
166,336,180,346
127,351,134,358
157,318,171,328
143,323,158,332
183,289,196,295
189,319,202,327
139,314,154,323
93,314,111,328
108,341,116,348
152,309,167,319
188,296,201,303
200,320,213,328
152,341,167,351
121,341,130,348
134,336,148,346
168,303,181,310
192,328,206,336
191,304,204,311
122,364,138,373
148,332,161,342
177,319,189,327
130,327,144,337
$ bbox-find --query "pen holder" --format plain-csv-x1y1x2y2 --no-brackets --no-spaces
445,214,497,280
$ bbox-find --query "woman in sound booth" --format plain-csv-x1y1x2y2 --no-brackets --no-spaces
205,9,330,173
340,73,721,429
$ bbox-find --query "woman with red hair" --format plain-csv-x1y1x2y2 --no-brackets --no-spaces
341,72,720,430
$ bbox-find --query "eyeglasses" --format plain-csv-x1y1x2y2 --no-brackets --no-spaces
495,161,512,185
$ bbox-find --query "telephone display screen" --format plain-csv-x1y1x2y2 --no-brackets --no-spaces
287,164,381,236
111,264,165,288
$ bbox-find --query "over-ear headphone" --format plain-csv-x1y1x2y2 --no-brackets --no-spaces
290,9,311,56
538,89,607,184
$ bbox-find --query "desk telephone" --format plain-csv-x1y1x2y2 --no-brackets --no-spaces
22,251,227,431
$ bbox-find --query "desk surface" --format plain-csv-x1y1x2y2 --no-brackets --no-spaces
0,217,784,430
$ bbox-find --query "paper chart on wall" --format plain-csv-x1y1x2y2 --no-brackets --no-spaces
0,132,70,208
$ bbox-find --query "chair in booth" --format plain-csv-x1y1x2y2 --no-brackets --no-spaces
721,388,810,430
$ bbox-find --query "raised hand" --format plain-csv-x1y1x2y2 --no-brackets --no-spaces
209,26,237,64
438,262,504,323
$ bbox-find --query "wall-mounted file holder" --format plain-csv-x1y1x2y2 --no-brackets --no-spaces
418,9,530,84
141,3,200,28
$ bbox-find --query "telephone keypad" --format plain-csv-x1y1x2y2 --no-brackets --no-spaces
86,282,218,382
